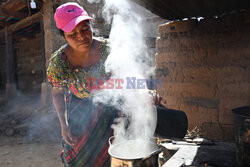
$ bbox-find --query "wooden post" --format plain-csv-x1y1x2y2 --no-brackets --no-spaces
41,0,53,106
43,0,53,67
4,27,17,98
40,19,46,82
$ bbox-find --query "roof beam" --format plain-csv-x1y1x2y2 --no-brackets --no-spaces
0,12,42,37
2,0,26,11
0,0,27,20
1,8,27,19
0,21,11,27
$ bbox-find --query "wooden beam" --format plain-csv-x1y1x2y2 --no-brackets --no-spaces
0,0,27,20
0,21,11,27
0,12,42,37
2,8,27,19
0,9,24,21
2,0,27,11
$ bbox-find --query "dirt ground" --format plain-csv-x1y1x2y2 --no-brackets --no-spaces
0,136,64,167
0,93,65,166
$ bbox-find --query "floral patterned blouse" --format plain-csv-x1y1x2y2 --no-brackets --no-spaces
47,38,111,99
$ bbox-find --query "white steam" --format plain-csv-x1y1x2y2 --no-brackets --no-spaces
91,0,157,142
86,0,101,3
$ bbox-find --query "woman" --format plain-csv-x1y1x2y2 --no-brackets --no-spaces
47,2,118,167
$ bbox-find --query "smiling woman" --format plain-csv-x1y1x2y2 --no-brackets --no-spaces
47,2,119,167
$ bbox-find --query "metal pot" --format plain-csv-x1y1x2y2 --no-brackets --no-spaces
155,104,188,139
232,106,250,167
108,136,162,167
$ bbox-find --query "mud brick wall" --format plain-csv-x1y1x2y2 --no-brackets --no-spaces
156,11,250,141
14,34,43,94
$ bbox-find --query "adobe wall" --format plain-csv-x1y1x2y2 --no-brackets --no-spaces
155,11,250,141
14,34,43,94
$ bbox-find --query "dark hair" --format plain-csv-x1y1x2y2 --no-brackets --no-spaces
58,20,91,37
59,29,64,36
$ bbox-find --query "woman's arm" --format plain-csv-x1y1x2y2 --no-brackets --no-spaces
52,88,76,145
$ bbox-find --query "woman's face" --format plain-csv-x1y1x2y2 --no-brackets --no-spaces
64,21,93,52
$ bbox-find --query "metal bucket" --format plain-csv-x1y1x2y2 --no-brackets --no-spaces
108,136,162,167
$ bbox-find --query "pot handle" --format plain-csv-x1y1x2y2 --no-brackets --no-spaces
141,148,162,161
108,136,115,146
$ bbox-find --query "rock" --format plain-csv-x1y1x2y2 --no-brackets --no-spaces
11,120,17,125
5,128,14,136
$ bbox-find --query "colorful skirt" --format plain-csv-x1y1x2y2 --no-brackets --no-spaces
60,95,118,167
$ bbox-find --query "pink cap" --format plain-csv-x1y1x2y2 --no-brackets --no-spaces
54,2,93,32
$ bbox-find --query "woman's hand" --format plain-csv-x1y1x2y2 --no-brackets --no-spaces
52,88,77,146
61,125,77,146
149,90,167,106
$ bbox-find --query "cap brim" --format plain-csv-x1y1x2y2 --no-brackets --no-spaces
62,15,94,33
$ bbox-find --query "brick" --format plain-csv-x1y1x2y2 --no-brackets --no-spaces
182,67,216,84
201,123,224,141
159,19,198,36
156,38,163,53
155,12,250,142
185,97,219,109
208,48,250,67
222,125,234,141
182,66,250,86
190,108,218,125
219,113,233,125
218,98,248,124
162,82,216,98
156,64,187,82
155,67,169,77
178,105,219,130
219,98,249,111
214,67,250,84
217,82,250,98
179,104,199,113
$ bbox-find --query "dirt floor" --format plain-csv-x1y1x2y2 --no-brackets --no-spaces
0,93,66,167
0,136,64,167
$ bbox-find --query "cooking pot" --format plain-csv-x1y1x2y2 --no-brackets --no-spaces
155,104,188,139
108,136,162,167
232,105,250,167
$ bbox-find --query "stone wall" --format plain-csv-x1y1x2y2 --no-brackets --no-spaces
155,11,250,141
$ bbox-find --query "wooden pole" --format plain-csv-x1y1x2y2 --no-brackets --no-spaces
4,27,16,98
40,19,46,82
41,0,53,106
5,28,10,83
42,1,53,68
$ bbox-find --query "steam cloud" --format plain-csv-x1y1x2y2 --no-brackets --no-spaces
88,0,157,143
